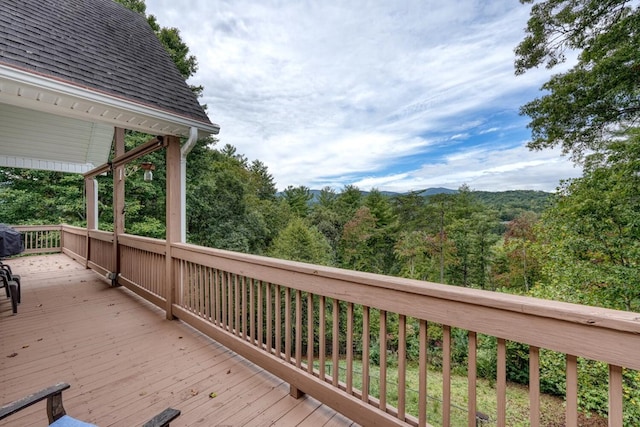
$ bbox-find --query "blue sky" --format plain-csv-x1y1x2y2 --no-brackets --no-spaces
145,0,583,192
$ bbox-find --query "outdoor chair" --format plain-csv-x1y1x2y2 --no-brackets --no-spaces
0,383,180,426
1,261,21,294
0,267,19,314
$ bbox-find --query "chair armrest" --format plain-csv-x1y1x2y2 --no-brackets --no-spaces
141,408,181,427
0,383,70,422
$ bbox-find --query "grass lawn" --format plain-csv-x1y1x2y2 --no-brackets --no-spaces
323,360,607,426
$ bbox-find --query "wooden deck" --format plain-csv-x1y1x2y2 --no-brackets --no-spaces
0,254,355,427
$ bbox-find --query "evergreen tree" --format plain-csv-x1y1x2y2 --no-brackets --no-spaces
268,217,333,266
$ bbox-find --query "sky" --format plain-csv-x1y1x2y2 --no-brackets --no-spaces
144,0,583,193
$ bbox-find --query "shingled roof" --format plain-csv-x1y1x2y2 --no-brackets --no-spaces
0,0,211,125
0,0,219,172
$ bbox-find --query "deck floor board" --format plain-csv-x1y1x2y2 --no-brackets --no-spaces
0,254,353,426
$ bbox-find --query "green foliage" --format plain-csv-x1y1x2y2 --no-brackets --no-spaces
0,169,85,225
340,206,379,272
536,351,640,423
282,185,313,218
268,217,333,266
473,190,550,222
186,145,283,253
516,0,640,159
533,132,640,311
494,211,541,292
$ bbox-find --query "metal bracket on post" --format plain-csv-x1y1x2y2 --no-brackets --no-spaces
106,272,119,287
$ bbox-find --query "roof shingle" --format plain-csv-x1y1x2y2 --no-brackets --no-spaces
0,0,212,125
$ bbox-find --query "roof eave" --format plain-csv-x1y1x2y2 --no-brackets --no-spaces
0,64,220,139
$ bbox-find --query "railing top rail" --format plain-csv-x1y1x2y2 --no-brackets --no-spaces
11,225,62,232
172,241,640,370
171,242,640,334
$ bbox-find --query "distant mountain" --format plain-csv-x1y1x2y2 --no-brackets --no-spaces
279,188,552,220
415,187,458,196
300,187,457,202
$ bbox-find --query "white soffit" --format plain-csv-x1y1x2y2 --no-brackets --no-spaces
0,103,113,173
0,65,220,139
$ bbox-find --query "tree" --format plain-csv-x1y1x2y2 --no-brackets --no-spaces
185,145,285,254
363,190,398,273
392,191,427,232
0,169,85,225
334,185,363,224
282,185,313,217
501,211,541,292
340,206,378,272
248,160,277,201
394,231,438,280
516,0,640,160
424,193,456,283
308,187,341,251
533,131,640,311
268,217,333,266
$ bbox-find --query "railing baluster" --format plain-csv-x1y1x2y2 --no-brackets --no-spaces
198,264,204,317
529,346,540,427
213,269,220,326
221,272,228,329
346,302,354,395
443,325,451,426
206,267,213,322
295,290,302,368
398,314,407,421
497,338,507,427
249,279,255,344
362,305,370,404
188,262,194,312
257,280,263,348
195,264,201,317
266,283,273,354
379,310,387,411
319,295,326,380
307,293,314,374
467,331,477,427
235,275,240,336
609,364,623,427
418,319,427,427
332,298,339,386
241,276,247,340
285,287,292,362
566,354,578,427
275,285,282,356
228,273,234,332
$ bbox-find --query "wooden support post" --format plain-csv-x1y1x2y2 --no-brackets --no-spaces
85,177,97,268
289,385,304,399
112,128,125,285
165,135,181,320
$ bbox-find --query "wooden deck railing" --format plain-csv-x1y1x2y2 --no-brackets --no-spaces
14,225,640,426
11,225,62,254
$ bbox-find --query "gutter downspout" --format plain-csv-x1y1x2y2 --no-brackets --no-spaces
180,126,199,243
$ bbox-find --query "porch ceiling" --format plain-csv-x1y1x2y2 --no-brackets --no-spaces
0,66,220,173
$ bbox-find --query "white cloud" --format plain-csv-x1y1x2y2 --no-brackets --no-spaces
145,0,579,192
352,145,582,193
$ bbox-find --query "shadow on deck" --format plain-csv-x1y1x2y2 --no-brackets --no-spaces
0,254,355,427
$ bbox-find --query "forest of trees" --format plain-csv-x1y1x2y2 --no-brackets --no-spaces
1,0,639,423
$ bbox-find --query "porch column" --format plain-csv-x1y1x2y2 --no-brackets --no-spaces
165,135,181,320
112,127,125,285
85,177,98,268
